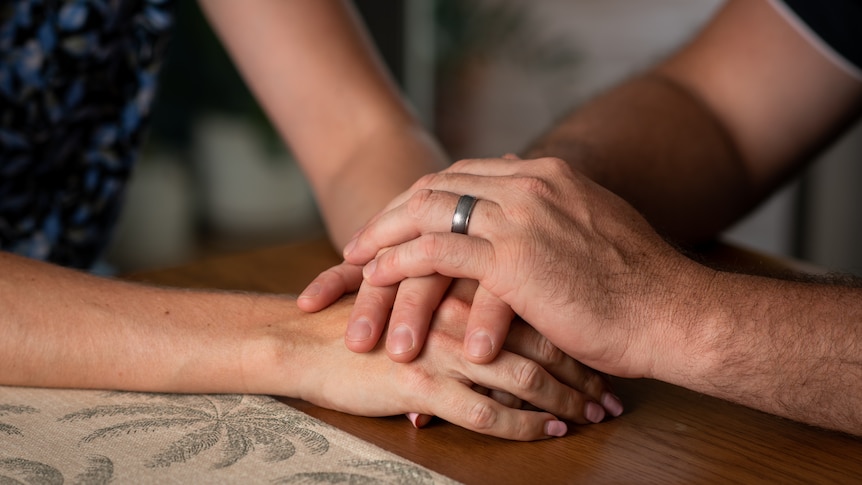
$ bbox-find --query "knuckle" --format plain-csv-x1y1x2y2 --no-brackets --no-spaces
558,390,584,422
417,233,443,262
393,290,425,315
467,400,498,431
331,265,356,285
413,173,439,190
536,337,567,368
582,371,609,399
512,174,554,202
406,189,435,221
538,156,570,174
357,285,392,309
512,360,544,394
436,297,470,324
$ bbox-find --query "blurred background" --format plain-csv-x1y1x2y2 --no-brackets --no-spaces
106,0,862,276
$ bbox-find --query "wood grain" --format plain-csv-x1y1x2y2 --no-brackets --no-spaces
130,239,862,484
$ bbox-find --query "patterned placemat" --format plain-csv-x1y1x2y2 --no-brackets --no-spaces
0,386,459,484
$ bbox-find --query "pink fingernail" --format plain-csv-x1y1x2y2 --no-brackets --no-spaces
545,420,567,437
298,283,320,299
407,413,421,427
466,331,493,358
363,260,378,279
585,401,606,424
601,392,624,417
346,318,373,342
388,325,414,355
407,413,432,428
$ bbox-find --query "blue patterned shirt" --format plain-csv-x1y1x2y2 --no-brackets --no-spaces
0,0,175,269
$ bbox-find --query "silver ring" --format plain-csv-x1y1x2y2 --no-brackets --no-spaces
451,195,478,234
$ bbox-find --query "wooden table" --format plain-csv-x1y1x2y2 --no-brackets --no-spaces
131,239,862,484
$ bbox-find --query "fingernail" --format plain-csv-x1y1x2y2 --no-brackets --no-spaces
343,238,357,258
388,325,414,355
298,282,320,299
466,331,493,358
407,412,421,427
601,392,624,417
585,401,606,424
407,412,432,428
346,318,373,342
545,420,567,437
363,260,378,279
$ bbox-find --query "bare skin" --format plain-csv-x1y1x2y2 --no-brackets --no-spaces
199,0,448,247
341,156,862,436
0,0,616,440
0,251,616,440
299,0,862,435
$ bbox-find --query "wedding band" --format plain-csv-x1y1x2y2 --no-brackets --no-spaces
451,195,478,234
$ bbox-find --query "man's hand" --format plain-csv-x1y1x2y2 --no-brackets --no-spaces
298,263,459,364
341,157,711,380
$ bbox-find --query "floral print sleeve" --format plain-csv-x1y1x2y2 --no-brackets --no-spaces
0,0,175,269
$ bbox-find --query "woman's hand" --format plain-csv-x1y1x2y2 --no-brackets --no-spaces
288,279,621,440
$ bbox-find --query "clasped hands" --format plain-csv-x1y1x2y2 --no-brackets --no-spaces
300,156,708,440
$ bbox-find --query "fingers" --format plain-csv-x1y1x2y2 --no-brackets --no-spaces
463,287,513,364
443,156,525,176
504,321,624,420
345,281,397,353
361,233,495,288
430,380,567,441
370,156,524,222
297,262,364,312
385,274,452,362
344,184,505,265
343,155,552,265
465,350,600,425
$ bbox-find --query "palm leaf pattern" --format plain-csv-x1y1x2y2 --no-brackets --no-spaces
346,459,436,484
0,403,38,436
0,458,63,485
274,473,379,484
0,455,114,485
274,459,437,485
59,393,329,469
72,455,115,485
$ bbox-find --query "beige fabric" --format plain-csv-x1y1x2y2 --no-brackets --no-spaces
0,386,459,484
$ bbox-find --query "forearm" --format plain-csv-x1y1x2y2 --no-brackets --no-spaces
200,0,449,248
525,73,752,243
657,269,862,435
318,124,448,247
0,252,323,394
0,251,612,440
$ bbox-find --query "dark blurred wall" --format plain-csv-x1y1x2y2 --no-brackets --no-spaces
353,1,405,86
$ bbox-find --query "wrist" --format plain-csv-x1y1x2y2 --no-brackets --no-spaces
639,257,726,385
245,295,355,399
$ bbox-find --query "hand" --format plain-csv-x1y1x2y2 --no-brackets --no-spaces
292,279,621,440
298,155,523,365
298,262,459,363
342,157,712,379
